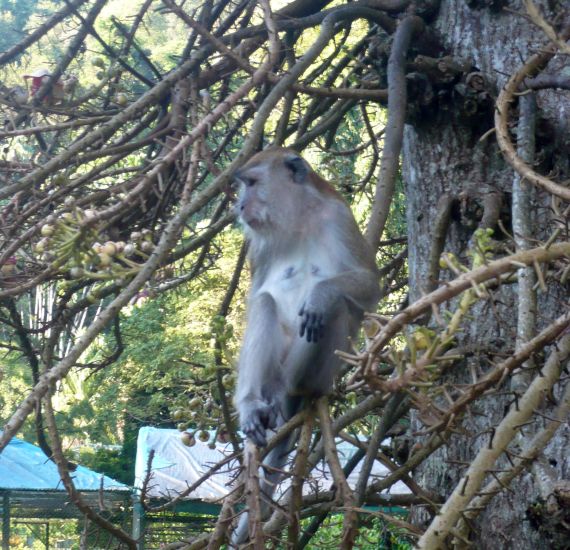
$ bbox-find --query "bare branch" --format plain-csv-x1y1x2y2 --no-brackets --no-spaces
418,335,570,548
365,15,424,250
494,24,570,202
361,243,570,371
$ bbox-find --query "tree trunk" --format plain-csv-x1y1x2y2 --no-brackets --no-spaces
403,1,569,547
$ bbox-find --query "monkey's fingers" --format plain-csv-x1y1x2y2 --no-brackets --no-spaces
300,311,325,343
309,319,325,343
300,318,307,339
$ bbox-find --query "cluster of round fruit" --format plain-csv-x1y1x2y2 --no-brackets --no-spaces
172,395,234,449
179,430,209,448
180,428,232,448
35,202,154,282
91,57,128,105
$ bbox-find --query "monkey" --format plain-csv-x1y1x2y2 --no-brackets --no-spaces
232,147,380,544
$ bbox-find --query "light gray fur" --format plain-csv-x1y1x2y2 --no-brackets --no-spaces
232,148,379,545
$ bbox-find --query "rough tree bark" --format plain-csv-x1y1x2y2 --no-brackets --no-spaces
403,1,569,548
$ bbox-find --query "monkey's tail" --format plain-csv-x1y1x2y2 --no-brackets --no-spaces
231,395,304,546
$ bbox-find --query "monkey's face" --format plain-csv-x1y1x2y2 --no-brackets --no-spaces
235,164,271,230
235,148,312,233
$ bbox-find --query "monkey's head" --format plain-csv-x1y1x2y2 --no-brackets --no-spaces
234,148,334,234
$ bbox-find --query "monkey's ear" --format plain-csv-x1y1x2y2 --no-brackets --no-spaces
284,154,309,184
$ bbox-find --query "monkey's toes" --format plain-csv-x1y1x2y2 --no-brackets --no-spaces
242,406,272,447
243,421,267,447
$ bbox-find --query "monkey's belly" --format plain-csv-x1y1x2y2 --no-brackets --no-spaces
269,278,310,325
260,263,325,330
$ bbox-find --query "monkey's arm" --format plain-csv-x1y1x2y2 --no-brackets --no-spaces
327,268,381,308
299,269,380,342
234,292,285,446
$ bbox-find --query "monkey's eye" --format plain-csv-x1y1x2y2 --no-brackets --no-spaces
234,174,256,188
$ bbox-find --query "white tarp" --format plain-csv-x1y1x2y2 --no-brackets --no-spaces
134,427,408,502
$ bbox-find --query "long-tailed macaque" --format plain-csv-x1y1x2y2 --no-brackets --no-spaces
232,148,379,543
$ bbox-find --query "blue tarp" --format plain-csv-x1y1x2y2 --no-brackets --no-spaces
0,432,129,491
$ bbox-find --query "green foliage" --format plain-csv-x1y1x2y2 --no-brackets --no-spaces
75,445,132,485
44,230,245,480
0,348,37,441
7,519,78,549
0,0,45,53
302,514,413,549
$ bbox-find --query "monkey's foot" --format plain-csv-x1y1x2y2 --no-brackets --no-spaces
240,399,278,447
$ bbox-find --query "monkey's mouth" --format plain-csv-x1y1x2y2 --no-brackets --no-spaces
245,218,263,230
241,213,265,230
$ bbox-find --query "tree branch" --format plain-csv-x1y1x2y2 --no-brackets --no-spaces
418,334,570,548
365,15,424,250
494,24,570,202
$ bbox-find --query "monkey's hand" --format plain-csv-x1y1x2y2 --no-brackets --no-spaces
299,299,327,343
240,398,278,447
